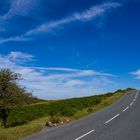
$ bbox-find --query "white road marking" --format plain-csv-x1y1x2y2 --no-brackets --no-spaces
75,129,95,140
130,102,133,106
135,91,139,98
132,92,138,104
75,91,139,140
122,106,129,112
105,114,120,124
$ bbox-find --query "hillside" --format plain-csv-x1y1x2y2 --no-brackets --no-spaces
0,88,134,140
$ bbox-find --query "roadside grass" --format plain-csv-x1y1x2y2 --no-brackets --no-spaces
0,89,133,140
73,89,129,119
0,117,49,140
0,116,72,140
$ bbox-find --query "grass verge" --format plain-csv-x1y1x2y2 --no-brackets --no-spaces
73,90,129,119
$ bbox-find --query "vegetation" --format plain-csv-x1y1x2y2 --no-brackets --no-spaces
0,68,134,140
0,88,133,140
0,69,42,128
0,87,133,128
5,92,111,127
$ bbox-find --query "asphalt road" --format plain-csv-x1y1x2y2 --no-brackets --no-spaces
22,90,140,140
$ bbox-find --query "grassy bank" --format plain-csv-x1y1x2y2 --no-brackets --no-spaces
0,88,133,140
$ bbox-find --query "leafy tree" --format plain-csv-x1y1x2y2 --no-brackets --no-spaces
0,69,31,128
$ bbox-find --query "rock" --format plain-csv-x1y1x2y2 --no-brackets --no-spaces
66,119,70,122
46,121,53,127
53,123,57,127
63,118,70,123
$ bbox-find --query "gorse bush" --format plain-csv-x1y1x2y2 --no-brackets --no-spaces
3,88,133,127
87,108,93,113
49,116,61,124
6,93,114,127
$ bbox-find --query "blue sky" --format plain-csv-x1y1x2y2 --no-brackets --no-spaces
0,0,140,99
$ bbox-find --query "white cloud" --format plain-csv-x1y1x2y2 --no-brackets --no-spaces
0,36,30,44
73,2,121,21
0,2,121,44
131,70,140,79
1,0,37,20
0,52,116,99
26,2,121,36
7,51,35,65
0,51,34,65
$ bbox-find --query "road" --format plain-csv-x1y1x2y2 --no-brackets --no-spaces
22,90,140,140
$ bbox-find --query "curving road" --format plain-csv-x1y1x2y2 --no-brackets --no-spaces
22,90,140,140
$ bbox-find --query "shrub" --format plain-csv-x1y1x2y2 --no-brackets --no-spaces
87,108,93,113
49,116,61,124
4,90,130,127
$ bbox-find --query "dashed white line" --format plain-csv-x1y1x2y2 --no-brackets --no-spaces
105,114,120,124
75,92,138,140
130,102,133,106
132,92,138,104
122,106,129,112
75,129,95,140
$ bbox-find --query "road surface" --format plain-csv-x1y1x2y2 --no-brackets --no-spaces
22,90,140,140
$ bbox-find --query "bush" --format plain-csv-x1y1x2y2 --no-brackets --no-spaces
87,108,93,113
4,90,128,127
49,116,61,124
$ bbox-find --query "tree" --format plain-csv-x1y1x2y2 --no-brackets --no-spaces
0,69,31,128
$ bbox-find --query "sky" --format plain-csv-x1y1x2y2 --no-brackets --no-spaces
0,0,140,99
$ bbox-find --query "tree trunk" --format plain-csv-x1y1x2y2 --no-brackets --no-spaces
1,109,8,128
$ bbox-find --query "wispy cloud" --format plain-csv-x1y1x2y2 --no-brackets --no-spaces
8,51,34,64
0,51,116,99
0,2,121,44
25,2,121,36
1,0,36,20
0,36,31,44
131,70,140,79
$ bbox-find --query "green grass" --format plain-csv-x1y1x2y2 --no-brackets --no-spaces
73,89,130,119
0,117,49,140
0,88,133,140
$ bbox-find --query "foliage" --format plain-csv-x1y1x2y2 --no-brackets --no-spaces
87,107,93,113
49,116,61,124
0,69,35,128
0,69,133,129
0,88,133,140
6,93,115,127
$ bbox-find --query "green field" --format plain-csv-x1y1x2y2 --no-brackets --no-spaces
0,88,133,140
